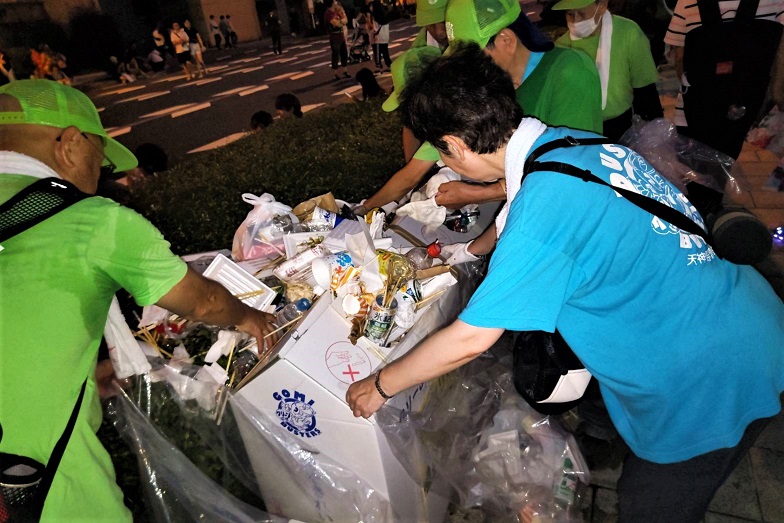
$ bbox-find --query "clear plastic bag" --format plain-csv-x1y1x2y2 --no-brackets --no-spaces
231,193,296,261
107,358,393,522
619,116,746,195
375,341,589,520
106,383,284,523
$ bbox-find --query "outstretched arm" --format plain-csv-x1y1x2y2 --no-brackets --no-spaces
362,158,435,210
346,320,503,417
155,268,279,352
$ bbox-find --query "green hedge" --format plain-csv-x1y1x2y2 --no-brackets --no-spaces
129,99,403,254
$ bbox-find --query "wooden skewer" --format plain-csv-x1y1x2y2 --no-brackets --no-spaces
263,315,300,338
254,254,286,276
415,289,446,311
234,288,269,300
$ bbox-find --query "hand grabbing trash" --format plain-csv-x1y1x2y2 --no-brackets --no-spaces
441,241,479,266
346,370,391,418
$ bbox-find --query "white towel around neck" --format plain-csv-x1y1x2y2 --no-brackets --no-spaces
495,118,547,238
593,11,613,110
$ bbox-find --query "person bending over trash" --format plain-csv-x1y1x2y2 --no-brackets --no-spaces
346,43,784,522
355,0,601,219
0,80,278,521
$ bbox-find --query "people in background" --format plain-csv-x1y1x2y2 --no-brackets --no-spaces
266,10,283,54
170,21,195,81
209,15,223,49
325,0,352,80
219,15,233,48
226,15,239,46
552,0,663,141
275,93,303,119
184,19,208,77
251,110,274,131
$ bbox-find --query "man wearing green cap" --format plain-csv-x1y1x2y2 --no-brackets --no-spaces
552,0,662,141
359,0,602,223
411,0,450,50
0,80,278,521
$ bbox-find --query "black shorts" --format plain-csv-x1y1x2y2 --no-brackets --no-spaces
176,51,191,65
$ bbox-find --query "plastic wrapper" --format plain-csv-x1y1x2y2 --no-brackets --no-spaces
232,193,296,262
619,116,746,195
376,340,589,520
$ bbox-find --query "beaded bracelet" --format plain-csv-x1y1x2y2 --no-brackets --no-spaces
374,369,393,400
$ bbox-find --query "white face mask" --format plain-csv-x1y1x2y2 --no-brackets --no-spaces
567,5,600,39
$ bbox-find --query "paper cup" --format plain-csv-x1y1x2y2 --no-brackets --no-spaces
311,251,354,290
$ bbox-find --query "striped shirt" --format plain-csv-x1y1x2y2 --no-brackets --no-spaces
664,0,784,46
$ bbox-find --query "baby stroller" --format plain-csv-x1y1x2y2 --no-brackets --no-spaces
348,25,372,64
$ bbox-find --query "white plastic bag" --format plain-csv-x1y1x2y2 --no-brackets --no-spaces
231,193,296,261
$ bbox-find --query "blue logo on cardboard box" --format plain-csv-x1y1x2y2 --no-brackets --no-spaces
273,389,321,438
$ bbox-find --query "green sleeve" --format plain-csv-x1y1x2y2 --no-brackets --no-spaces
87,201,187,306
626,21,660,88
546,50,603,133
413,141,441,162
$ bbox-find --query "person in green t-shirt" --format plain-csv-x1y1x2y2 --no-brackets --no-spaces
552,0,663,141
0,80,278,522
357,0,602,215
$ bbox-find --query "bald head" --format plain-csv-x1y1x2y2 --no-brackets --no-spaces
0,94,105,193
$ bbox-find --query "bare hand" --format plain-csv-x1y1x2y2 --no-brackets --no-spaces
435,181,505,208
434,181,482,208
238,309,279,357
346,375,387,418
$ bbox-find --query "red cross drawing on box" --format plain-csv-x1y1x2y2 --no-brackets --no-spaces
342,364,360,382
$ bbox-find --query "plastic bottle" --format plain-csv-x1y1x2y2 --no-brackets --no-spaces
275,298,311,327
405,241,443,271
552,456,577,510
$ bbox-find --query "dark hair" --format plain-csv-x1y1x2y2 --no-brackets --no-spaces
355,68,383,99
251,110,274,130
134,143,168,175
400,42,523,155
275,93,303,118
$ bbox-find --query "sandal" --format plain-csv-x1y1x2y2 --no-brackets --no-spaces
342,72,351,78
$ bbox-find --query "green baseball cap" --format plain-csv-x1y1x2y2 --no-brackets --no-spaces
382,46,443,112
416,0,449,27
551,0,594,9
444,0,521,48
0,79,137,172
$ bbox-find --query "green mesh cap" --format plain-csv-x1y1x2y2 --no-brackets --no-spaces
0,79,137,171
445,0,521,48
383,46,443,112
416,0,449,27
551,0,595,9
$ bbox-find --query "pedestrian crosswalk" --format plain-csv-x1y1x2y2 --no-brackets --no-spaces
95,18,418,156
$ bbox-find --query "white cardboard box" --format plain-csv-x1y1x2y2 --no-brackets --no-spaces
234,283,464,522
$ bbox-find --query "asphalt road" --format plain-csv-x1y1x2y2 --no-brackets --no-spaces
88,19,420,167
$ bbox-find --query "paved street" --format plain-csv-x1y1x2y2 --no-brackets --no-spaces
88,19,420,165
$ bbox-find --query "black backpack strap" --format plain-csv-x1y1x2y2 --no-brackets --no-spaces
524,136,612,173
0,177,88,246
696,0,723,27
27,379,87,520
736,0,762,22
527,160,715,249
